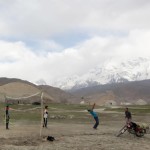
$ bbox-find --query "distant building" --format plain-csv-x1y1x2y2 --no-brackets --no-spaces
120,102,132,105
135,99,147,105
80,101,85,105
105,100,117,107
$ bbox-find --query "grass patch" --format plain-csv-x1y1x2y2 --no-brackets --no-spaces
104,105,150,114
0,103,93,124
1,103,149,124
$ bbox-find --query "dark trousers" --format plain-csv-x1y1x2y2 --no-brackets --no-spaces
93,117,99,129
6,119,9,129
43,118,48,127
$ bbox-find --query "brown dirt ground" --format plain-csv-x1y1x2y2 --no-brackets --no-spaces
0,113,150,150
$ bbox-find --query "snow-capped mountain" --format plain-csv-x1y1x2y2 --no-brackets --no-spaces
53,57,150,90
35,79,47,85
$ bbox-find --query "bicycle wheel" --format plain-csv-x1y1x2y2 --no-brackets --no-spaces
135,130,144,137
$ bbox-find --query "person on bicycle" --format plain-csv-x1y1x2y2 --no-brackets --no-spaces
125,107,132,124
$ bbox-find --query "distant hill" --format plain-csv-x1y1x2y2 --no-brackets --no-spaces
0,77,77,104
1,77,150,105
69,79,150,105
0,77,36,87
38,85,78,103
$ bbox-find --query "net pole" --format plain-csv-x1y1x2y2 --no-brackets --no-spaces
4,94,6,128
40,92,44,137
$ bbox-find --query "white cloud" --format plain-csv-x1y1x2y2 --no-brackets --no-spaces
0,0,150,38
0,0,150,86
0,40,35,61
0,29,150,85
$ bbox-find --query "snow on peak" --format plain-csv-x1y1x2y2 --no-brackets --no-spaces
52,57,150,90
35,79,47,85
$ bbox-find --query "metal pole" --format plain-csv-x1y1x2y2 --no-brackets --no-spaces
40,92,44,137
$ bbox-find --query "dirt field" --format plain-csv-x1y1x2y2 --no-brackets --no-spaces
0,112,150,150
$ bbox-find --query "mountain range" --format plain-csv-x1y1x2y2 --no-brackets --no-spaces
1,56,150,106
70,79,150,105
0,77,150,105
52,57,150,90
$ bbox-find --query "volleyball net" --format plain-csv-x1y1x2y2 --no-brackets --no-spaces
1,92,45,136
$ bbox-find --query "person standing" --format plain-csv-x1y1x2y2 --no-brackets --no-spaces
5,105,10,130
43,106,48,128
87,103,99,129
125,107,132,124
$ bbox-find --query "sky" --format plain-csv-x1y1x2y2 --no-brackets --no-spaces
0,0,150,86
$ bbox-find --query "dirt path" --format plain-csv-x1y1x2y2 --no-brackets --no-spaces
0,119,150,150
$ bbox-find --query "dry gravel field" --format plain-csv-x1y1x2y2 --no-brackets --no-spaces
0,104,150,150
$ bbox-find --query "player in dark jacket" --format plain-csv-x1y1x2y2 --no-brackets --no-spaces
125,107,132,124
